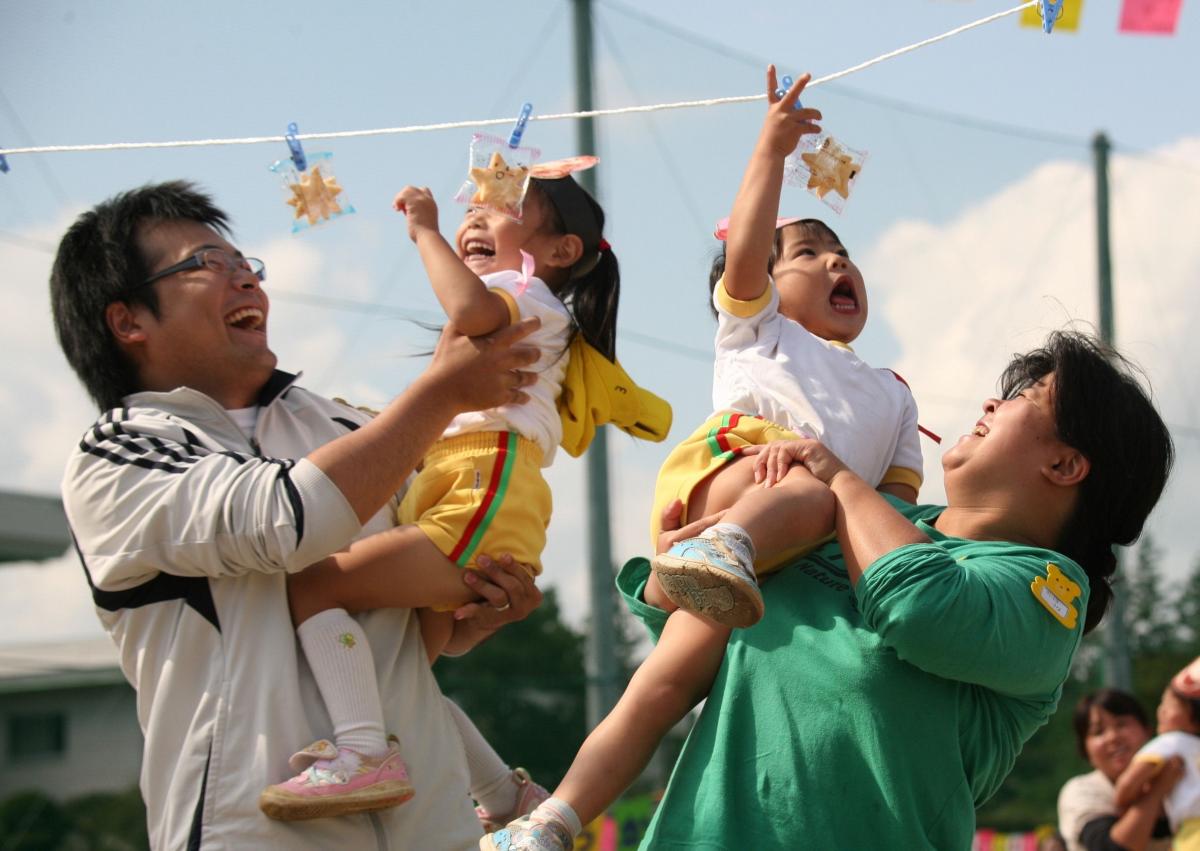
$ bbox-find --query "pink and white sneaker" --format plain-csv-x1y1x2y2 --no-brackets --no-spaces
475,767,550,833
259,739,414,821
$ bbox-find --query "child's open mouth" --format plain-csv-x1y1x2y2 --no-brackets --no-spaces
830,278,858,313
462,239,495,259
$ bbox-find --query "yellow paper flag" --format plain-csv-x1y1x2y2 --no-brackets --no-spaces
1020,0,1084,32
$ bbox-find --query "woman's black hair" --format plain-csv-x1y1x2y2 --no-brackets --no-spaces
706,218,844,318
531,176,619,361
49,181,233,411
999,331,1174,633
1071,689,1150,760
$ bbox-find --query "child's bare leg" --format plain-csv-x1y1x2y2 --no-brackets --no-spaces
654,457,834,627
492,610,729,842
288,524,483,626
558,611,728,820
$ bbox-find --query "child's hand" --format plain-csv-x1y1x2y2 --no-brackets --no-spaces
759,65,823,158
392,185,440,243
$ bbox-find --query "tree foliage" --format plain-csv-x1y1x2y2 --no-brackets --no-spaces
0,786,147,851
434,587,589,788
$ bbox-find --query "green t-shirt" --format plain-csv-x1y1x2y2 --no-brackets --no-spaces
619,501,1088,850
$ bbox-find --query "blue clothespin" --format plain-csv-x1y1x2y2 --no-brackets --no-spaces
507,103,533,149
775,74,805,111
1039,0,1064,33
0,146,9,174
285,122,307,172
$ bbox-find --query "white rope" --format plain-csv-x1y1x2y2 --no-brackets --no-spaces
0,1,1038,158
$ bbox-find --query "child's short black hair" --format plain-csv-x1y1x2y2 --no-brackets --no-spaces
706,219,844,317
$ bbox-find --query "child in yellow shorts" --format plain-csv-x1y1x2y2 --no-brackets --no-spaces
259,172,669,823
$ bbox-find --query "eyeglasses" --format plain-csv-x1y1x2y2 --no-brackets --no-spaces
141,249,266,288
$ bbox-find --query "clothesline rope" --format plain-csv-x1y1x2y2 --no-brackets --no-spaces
0,1,1037,158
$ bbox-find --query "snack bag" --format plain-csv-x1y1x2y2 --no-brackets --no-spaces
269,150,356,233
784,134,868,215
454,133,540,221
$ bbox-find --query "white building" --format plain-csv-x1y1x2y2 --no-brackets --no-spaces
0,490,142,801
0,638,141,800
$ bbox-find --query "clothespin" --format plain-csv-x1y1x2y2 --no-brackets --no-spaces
1038,0,1064,33
775,74,805,111
0,147,9,174
507,102,533,149
285,122,307,172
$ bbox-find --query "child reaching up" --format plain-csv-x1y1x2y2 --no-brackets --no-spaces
1114,658,1200,849
480,66,924,851
259,171,670,822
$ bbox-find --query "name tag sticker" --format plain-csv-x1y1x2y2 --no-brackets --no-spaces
1030,562,1082,629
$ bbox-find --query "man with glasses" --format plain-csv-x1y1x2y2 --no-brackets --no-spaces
49,181,542,849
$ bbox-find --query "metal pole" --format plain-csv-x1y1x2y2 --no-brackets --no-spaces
573,0,620,728
1094,131,1132,691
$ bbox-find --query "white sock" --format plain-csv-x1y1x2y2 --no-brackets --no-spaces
531,797,582,838
444,698,517,814
297,609,389,757
701,522,757,574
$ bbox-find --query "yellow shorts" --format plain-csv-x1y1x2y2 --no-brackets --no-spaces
399,432,551,609
650,412,828,577
1176,818,1200,851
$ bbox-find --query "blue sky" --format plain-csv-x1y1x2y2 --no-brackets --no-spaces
2,0,1199,641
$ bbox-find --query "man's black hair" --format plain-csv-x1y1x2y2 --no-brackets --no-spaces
50,181,232,410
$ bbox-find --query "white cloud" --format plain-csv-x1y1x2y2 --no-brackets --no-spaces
869,135,1200,582
0,551,107,645
0,214,95,495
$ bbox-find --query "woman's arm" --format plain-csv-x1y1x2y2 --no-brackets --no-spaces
744,438,929,585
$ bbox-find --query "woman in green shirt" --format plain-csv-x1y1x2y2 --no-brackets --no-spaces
612,331,1174,850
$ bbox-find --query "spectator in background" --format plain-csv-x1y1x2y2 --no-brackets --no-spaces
1058,689,1180,851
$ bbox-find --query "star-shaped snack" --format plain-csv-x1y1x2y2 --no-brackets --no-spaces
470,151,530,214
286,166,344,225
800,139,859,200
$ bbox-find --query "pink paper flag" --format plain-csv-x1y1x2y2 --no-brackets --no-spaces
1119,0,1184,33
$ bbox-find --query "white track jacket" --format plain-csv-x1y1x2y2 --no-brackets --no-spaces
61,371,481,850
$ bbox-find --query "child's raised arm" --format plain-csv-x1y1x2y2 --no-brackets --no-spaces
724,67,822,302
394,186,511,338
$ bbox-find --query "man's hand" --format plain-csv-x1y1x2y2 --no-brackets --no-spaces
427,318,541,414
440,554,542,656
393,186,440,243
453,554,542,623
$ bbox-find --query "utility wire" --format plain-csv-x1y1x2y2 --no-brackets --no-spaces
597,0,1200,177
597,0,1086,148
0,2,1036,158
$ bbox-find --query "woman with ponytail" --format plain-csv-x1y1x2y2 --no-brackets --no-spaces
485,329,1174,851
